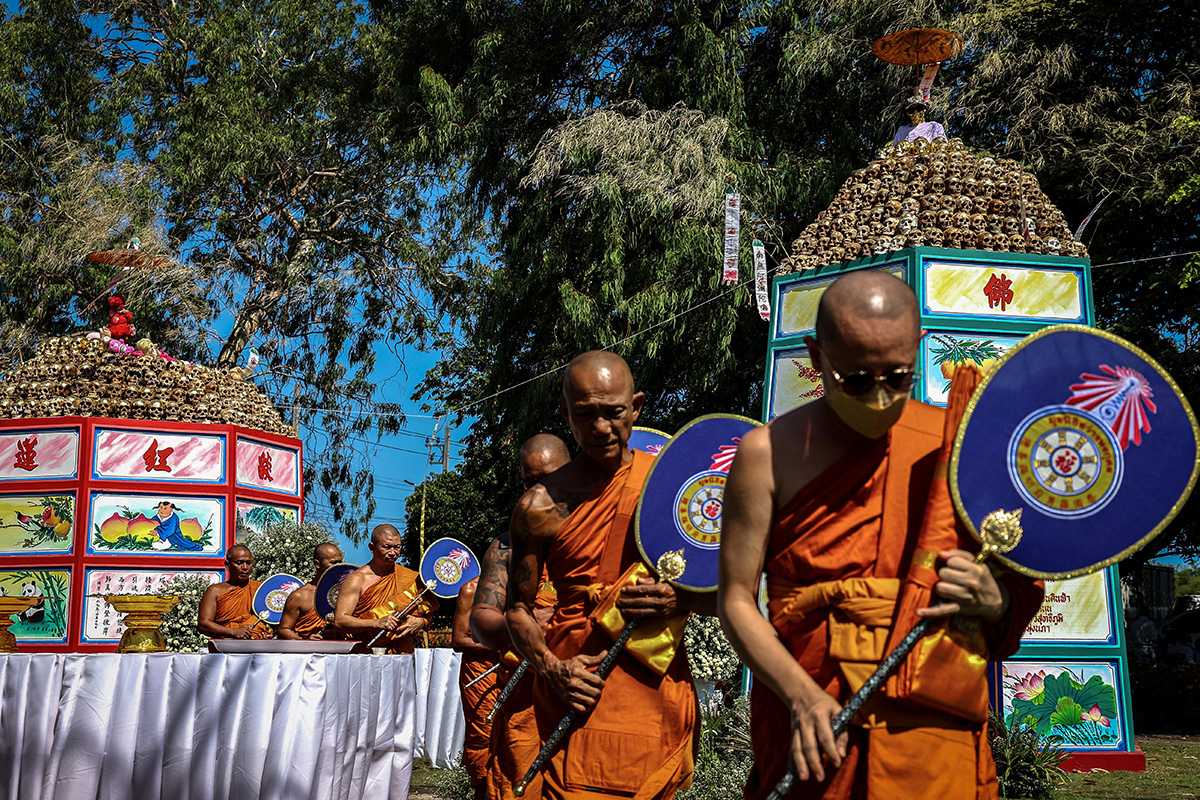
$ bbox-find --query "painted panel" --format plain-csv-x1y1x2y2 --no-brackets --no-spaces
0,568,70,643
1021,569,1115,645
82,568,222,643
93,428,226,483
235,500,299,537
88,492,224,555
775,263,907,339
999,661,1126,750
235,438,299,495
0,493,75,554
922,332,1024,405
924,260,1083,321
0,429,79,480
768,346,824,420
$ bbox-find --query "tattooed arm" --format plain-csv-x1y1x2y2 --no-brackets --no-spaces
452,579,494,657
469,537,512,651
506,486,607,713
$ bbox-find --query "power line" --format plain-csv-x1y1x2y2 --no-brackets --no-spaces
1090,250,1200,270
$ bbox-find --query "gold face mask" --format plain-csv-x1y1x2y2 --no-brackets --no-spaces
824,380,908,439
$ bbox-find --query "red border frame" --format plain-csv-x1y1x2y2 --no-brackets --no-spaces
0,416,303,652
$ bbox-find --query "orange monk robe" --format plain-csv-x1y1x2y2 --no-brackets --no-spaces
214,580,272,639
292,605,327,639
459,653,500,785
744,403,1044,800
486,578,559,800
352,566,439,654
532,451,697,800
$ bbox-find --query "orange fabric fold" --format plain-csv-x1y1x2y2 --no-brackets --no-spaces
533,451,697,800
292,604,326,639
460,654,500,785
353,566,439,654
745,400,1044,800
214,580,271,639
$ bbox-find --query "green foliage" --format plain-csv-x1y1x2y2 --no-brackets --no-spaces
989,712,1068,800
678,694,753,800
432,763,473,800
1176,567,1200,597
157,573,216,653
242,519,345,582
402,465,515,572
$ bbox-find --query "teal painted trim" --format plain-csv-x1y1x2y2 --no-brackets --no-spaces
919,252,1089,325
1082,260,1097,325
771,257,909,343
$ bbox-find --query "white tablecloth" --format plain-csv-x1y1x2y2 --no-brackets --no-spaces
412,648,466,769
0,653,429,800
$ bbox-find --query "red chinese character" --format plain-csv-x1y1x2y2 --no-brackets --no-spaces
257,450,274,482
983,272,1015,311
13,436,38,471
142,439,174,472
1054,451,1077,474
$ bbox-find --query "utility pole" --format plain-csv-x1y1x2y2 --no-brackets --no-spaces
442,427,450,472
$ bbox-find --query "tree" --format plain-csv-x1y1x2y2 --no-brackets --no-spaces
1177,567,1200,597
401,464,515,572
387,0,1200,560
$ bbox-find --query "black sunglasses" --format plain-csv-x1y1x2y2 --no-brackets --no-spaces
820,348,918,397
521,475,540,491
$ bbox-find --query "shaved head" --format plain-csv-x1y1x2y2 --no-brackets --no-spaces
559,350,644,466
520,433,570,464
371,524,401,546
314,542,342,561
228,544,252,560
814,271,920,346
562,350,634,400
519,433,571,485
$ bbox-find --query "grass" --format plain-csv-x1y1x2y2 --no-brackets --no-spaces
1051,741,1199,800
406,743,1200,800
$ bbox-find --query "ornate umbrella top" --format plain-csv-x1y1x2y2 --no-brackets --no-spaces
872,28,963,66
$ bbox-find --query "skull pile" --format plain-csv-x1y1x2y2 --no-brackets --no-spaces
786,137,1087,272
0,337,296,436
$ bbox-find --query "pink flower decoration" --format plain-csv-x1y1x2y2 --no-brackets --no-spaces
1013,670,1046,701
1081,705,1111,727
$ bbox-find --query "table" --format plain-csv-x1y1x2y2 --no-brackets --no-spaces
0,650,467,800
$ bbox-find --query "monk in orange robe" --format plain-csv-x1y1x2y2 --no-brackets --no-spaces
718,271,1044,800
198,544,272,642
453,577,500,797
508,352,713,800
334,524,438,654
278,542,345,640
468,434,571,800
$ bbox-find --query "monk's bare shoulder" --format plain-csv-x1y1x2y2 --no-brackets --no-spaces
510,483,564,546
202,582,234,601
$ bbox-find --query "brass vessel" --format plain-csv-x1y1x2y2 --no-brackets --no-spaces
104,594,182,653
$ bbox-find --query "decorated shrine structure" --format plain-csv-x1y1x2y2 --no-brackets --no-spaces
0,337,302,653
763,136,1144,770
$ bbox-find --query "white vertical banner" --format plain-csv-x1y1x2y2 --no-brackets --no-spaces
722,193,740,284
752,239,770,320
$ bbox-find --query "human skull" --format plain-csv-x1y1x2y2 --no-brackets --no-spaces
925,227,944,247
1045,237,1061,254
946,176,961,195
978,232,995,250
900,198,919,216
906,230,925,247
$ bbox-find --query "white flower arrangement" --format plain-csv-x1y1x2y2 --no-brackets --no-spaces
157,573,215,653
685,614,741,683
242,520,345,580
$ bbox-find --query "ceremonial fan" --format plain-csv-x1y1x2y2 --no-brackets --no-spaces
314,562,359,619
767,325,1199,799
251,573,305,631
514,415,761,796
484,426,676,719
365,537,480,649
